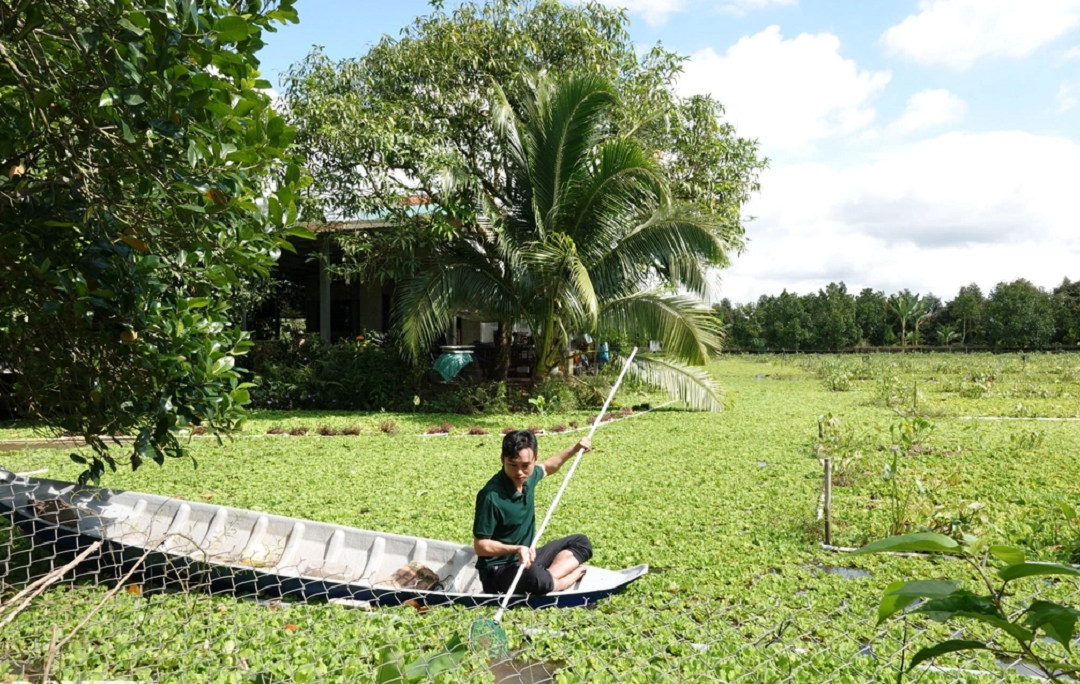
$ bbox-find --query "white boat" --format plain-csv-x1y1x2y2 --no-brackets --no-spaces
0,467,648,608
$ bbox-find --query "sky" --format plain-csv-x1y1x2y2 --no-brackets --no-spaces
257,0,1080,304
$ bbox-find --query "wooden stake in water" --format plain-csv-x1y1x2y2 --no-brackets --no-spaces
824,458,833,546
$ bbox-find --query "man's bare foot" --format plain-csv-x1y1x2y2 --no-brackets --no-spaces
553,565,587,592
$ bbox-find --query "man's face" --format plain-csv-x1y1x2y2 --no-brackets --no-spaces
502,448,536,488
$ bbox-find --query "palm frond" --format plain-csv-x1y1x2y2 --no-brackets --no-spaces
393,262,522,361
600,290,723,365
568,139,667,248
524,74,618,235
628,354,726,412
592,208,730,298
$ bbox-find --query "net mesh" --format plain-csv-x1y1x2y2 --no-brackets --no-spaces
1,467,1077,684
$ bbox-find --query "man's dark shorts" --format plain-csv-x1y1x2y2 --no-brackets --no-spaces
479,534,592,595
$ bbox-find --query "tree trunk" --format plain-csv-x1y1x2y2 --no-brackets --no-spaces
492,323,511,381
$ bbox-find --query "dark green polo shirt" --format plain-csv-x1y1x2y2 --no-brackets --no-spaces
473,466,545,572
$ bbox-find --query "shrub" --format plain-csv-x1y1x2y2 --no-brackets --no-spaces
191,426,208,436
619,407,633,416
248,334,421,411
267,426,284,435
501,427,516,435
342,426,361,436
527,426,542,434
288,426,309,436
425,381,509,415
441,421,453,434
468,427,488,436
379,419,398,435
569,420,579,430
549,424,567,433
317,425,340,436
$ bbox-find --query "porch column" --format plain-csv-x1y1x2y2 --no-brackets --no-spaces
319,238,331,342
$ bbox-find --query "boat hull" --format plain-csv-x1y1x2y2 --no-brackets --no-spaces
0,472,647,609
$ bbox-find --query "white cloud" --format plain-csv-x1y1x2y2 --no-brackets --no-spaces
593,0,794,25
679,26,891,153
721,131,1080,301
882,0,1080,71
1063,45,1080,60
593,0,686,25
719,0,798,17
1059,81,1080,112
888,89,967,135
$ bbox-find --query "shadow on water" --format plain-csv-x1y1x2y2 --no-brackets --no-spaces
806,564,872,580
490,654,564,684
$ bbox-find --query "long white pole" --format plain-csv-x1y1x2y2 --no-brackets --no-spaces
493,347,638,622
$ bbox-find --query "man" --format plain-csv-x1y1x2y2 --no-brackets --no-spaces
473,429,593,596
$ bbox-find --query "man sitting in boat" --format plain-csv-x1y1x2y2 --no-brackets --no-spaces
473,429,593,595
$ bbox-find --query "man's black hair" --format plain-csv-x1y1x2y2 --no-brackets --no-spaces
501,430,538,460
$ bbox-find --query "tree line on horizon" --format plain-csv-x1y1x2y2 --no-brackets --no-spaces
715,279,1080,351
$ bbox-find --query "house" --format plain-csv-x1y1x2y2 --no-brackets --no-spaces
252,213,490,347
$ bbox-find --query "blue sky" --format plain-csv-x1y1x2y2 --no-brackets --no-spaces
259,1,1080,303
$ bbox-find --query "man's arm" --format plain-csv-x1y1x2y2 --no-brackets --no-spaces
473,537,535,568
540,436,591,477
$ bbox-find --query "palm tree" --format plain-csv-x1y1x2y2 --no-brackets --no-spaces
888,292,926,350
393,73,734,410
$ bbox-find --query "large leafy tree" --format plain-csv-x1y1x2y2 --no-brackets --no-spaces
1052,278,1080,345
855,288,891,346
985,279,1055,349
807,282,858,350
757,291,811,351
395,74,729,410
945,283,985,344
0,0,304,480
282,0,764,355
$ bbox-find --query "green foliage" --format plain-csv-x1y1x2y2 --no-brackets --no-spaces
0,0,305,481
860,534,1080,680
249,335,421,411
394,73,730,410
6,355,1080,680
985,279,1056,349
283,0,763,284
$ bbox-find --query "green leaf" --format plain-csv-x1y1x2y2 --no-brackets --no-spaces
1023,601,1080,651
998,562,1080,582
990,545,1026,565
230,389,250,404
1057,500,1078,522
877,580,920,624
886,579,962,599
907,640,988,670
186,298,210,309
99,88,119,107
117,17,145,35
853,533,962,555
211,356,235,375
286,225,316,240
69,453,87,464
375,649,405,684
121,89,145,106
214,16,250,42
915,595,1034,643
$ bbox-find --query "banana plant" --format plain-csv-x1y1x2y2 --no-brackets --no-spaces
889,293,927,350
